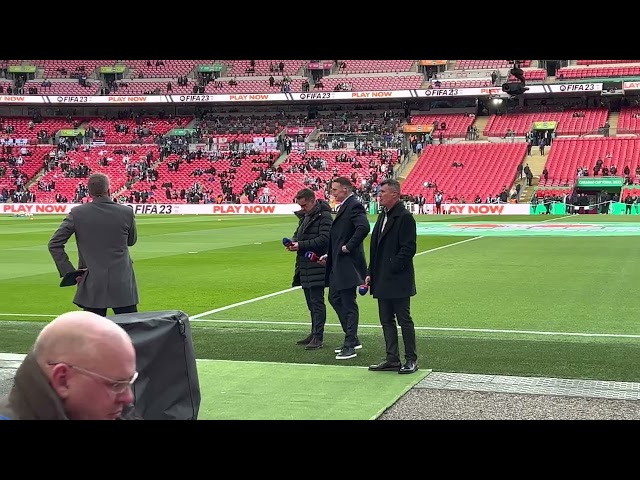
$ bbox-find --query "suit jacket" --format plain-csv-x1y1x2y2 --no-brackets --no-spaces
48,196,139,309
368,201,417,299
325,194,370,290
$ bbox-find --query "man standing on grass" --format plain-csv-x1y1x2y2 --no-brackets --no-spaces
287,188,333,350
318,177,370,360
366,179,419,374
48,173,140,317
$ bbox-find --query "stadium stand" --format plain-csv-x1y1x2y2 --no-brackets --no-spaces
615,106,640,135
453,60,532,69
311,74,424,92
401,143,528,202
575,60,640,66
0,116,83,143
6,58,640,208
483,108,609,137
556,64,640,79
333,60,416,75
410,114,476,139
537,138,640,187
32,145,157,203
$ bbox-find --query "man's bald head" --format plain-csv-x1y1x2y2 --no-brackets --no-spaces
34,311,133,369
33,311,137,420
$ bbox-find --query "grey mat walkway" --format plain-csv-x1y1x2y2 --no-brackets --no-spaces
416,372,640,401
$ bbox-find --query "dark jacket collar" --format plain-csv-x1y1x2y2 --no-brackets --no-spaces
294,199,332,219
7,351,69,420
91,196,114,203
383,200,405,217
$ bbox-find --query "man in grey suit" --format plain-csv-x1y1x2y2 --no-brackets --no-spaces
366,179,418,374
318,177,370,360
48,173,139,317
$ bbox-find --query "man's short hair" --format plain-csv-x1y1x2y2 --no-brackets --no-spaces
332,176,353,191
295,188,316,202
380,178,401,194
88,173,110,197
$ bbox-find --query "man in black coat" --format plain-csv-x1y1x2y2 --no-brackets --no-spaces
319,177,370,360
287,188,333,350
366,179,419,374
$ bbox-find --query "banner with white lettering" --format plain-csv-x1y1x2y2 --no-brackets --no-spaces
411,203,530,215
0,84,608,105
1,203,301,215
49,95,168,104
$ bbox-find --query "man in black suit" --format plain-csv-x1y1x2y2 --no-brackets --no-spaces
366,179,419,374
287,188,333,350
318,177,370,360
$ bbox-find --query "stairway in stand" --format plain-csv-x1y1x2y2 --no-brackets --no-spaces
607,111,619,136
473,115,491,140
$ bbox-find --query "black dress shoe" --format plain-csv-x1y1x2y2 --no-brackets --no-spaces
304,338,324,350
368,360,401,371
296,334,313,345
399,360,418,374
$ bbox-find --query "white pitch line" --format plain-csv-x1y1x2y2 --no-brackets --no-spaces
190,286,302,319
0,313,56,317
0,314,636,339
189,319,640,339
415,235,482,255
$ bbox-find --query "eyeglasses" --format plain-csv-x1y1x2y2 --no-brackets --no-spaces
47,362,138,394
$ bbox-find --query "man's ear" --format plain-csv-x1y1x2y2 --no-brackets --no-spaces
49,364,72,399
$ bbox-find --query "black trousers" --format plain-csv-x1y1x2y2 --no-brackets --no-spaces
328,283,359,348
83,305,138,318
303,286,326,341
377,297,417,363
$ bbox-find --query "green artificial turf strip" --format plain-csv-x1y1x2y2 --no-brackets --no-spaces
195,359,429,420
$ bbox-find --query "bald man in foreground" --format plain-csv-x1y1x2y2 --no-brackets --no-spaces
0,311,138,420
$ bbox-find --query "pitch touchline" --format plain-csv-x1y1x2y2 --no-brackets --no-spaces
0,315,636,339
189,319,640,339
190,236,483,319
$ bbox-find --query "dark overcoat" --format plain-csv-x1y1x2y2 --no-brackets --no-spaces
368,201,417,299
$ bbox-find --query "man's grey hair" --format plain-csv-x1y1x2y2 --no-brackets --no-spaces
380,178,401,194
